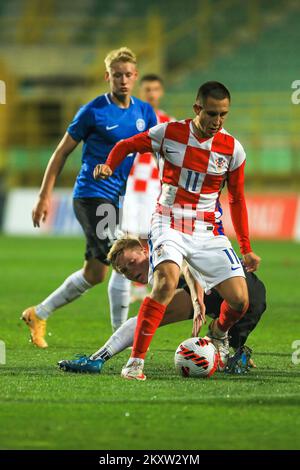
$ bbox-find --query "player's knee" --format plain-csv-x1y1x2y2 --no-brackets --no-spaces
230,295,249,314
83,258,108,285
227,282,249,313
83,267,105,285
152,275,177,305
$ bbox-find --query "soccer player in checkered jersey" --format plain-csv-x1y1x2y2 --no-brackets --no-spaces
21,47,157,348
121,74,173,302
95,81,261,380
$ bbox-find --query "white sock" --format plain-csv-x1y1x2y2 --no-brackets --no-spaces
108,270,131,331
90,316,137,360
126,357,144,367
36,269,92,319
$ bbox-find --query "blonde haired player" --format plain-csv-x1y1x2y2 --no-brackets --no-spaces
21,47,157,347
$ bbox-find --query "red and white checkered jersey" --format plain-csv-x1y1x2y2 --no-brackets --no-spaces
106,119,251,254
149,119,245,210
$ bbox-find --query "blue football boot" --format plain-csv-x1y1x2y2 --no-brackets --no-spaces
58,354,104,373
225,345,253,374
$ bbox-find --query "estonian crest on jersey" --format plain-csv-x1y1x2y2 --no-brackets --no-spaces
215,156,227,172
136,118,146,131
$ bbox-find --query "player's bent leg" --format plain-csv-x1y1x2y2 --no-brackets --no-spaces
22,258,107,348
228,275,266,350
58,289,191,375
207,276,249,371
21,266,96,348
83,258,108,285
121,261,180,381
215,276,249,330
58,317,138,374
225,278,266,372
150,261,182,306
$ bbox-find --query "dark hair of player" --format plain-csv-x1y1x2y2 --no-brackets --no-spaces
140,74,164,86
196,81,231,105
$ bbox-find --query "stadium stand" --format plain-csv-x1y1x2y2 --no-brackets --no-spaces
0,0,299,186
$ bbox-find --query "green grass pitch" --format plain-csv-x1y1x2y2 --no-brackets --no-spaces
0,235,299,450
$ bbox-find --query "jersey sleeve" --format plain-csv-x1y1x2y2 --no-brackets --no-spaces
229,139,246,171
67,105,93,142
148,122,168,152
106,122,168,170
227,139,252,255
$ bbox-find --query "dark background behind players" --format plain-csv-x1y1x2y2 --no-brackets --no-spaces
1,1,299,199
0,0,299,451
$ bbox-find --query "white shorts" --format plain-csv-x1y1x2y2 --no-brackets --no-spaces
147,214,245,292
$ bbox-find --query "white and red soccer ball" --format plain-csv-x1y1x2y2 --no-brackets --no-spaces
174,337,218,378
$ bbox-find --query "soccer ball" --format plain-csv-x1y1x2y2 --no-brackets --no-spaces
174,337,218,378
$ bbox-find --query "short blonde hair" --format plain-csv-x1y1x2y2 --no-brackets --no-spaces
104,47,137,72
107,237,142,273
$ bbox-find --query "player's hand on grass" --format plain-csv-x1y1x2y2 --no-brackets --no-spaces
243,251,261,272
192,299,206,337
93,164,113,180
32,196,50,227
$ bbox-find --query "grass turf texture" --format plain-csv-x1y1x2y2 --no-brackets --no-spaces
0,235,299,450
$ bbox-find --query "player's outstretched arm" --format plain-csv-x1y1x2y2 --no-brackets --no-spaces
32,132,78,227
227,161,261,271
93,131,154,181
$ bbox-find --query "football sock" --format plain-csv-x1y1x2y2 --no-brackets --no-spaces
217,300,249,332
91,316,137,361
126,357,144,367
108,270,131,331
131,296,167,360
90,347,112,362
35,269,92,320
